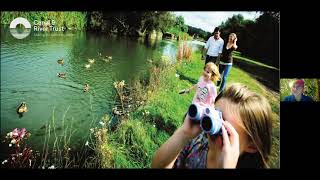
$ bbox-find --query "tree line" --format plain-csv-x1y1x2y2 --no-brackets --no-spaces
1,11,189,38
1,11,87,30
1,11,279,67
218,12,279,68
87,11,190,39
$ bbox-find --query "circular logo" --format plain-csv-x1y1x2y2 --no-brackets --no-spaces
9,17,31,39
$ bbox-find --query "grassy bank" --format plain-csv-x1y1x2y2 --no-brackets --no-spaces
232,51,279,70
176,52,280,168
98,50,280,168
1,48,280,168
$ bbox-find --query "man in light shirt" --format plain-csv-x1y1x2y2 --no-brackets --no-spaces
202,27,224,65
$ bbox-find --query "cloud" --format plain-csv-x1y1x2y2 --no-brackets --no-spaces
173,11,262,32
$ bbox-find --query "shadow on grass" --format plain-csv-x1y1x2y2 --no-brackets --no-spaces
233,57,279,92
176,71,198,85
151,114,177,136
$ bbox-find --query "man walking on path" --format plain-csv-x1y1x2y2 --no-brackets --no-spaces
202,27,224,66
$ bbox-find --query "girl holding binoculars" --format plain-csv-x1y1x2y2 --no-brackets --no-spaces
152,83,273,168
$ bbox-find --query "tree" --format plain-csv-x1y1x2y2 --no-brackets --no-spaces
187,25,210,40
219,12,279,68
175,15,188,32
150,11,175,32
167,15,189,37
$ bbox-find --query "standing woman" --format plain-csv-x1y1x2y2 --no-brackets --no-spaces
218,33,238,92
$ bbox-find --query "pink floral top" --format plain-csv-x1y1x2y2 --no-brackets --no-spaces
192,76,217,106
173,132,209,168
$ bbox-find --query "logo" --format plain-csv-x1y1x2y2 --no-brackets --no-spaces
10,17,31,39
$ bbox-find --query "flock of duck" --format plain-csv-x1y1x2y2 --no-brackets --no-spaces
16,53,113,117
84,53,112,69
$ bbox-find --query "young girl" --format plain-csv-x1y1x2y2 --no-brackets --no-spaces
152,83,273,168
180,62,220,107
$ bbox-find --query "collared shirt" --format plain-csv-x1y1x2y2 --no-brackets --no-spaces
284,94,314,102
205,36,224,57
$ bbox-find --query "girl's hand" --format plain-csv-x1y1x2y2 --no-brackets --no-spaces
207,121,240,168
151,115,201,168
180,114,202,140
220,121,240,168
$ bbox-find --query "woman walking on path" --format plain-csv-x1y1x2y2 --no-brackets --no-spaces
218,33,238,92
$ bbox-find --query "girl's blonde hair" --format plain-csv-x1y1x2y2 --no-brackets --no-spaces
229,33,237,43
204,62,220,82
216,83,273,168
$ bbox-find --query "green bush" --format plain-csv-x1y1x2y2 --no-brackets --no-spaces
108,119,158,168
1,11,87,30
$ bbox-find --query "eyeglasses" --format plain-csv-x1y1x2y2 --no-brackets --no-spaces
293,84,303,89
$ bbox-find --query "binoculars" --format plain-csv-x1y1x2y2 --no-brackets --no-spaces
188,103,223,135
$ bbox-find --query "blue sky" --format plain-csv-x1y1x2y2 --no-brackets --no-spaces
173,11,262,33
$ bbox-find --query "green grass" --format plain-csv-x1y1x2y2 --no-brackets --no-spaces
232,51,279,70
280,79,319,101
99,119,169,168
98,51,280,168
177,52,279,168
176,52,279,168
145,68,194,134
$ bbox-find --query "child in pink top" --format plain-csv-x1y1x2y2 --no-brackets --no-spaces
180,62,220,107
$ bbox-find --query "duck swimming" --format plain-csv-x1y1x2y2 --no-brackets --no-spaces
85,64,91,68
17,102,28,114
84,83,89,92
57,58,64,65
88,58,95,64
103,58,111,63
57,73,66,79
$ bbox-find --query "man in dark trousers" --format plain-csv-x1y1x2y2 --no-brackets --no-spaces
202,27,224,65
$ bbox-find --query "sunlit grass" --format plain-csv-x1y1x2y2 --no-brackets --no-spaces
100,51,280,168
232,51,279,70
175,52,279,168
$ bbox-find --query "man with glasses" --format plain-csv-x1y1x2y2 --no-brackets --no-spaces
284,79,314,102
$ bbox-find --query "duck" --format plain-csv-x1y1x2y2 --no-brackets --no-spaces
57,73,66,79
57,58,64,65
88,58,95,64
103,58,111,63
85,64,91,68
17,102,28,114
106,56,112,60
112,107,121,115
83,83,89,92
